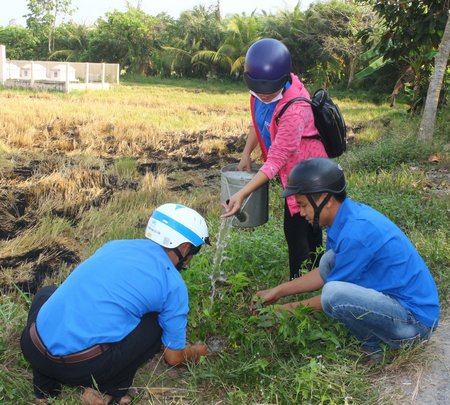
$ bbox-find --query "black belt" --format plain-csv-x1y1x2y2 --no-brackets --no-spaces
29,322,110,364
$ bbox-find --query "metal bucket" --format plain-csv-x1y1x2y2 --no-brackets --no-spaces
221,163,268,228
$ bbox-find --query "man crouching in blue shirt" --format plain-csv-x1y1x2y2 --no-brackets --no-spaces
255,158,439,363
21,203,210,405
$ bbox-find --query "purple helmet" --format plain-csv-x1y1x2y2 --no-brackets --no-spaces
244,38,292,94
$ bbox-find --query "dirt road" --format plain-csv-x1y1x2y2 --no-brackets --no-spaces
379,312,449,404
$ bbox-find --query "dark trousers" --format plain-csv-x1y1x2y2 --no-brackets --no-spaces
284,200,323,279
20,285,162,399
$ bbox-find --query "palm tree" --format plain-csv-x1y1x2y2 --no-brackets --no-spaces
261,4,307,71
161,5,224,78
49,23,91,61
192,13,261,78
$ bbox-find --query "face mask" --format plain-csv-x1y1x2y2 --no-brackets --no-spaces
250,90,283,104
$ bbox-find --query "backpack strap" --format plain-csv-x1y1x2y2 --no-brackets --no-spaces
275,97,320,140
275,97,312,125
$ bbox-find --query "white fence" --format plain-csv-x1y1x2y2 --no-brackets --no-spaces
0,45,120,93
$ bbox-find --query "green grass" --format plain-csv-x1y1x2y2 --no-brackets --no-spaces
121,74,245,94
0,83,448,404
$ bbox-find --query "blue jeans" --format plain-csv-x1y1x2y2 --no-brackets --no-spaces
321,281,432,352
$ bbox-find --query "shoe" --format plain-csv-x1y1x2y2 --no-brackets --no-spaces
360,348,384,366
81,388,111,405
107,395,132,405
82,388,133,405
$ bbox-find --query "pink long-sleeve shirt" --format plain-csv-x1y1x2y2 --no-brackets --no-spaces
251,73,328,216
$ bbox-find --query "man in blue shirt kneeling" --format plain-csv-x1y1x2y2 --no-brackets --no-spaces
256,158,439,363
21,203,210,405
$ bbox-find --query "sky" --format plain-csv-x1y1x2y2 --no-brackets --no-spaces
0,0,315,27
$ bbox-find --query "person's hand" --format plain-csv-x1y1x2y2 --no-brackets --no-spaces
238,153,253,172
221,191,245,218
164,344,207,366
188,344,208,362
255,287,281,306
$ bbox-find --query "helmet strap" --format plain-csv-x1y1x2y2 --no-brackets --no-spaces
173,245,198,271
173,247,188,271
306,193,332,233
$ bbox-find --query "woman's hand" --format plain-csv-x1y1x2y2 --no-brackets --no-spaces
238,153,253,172
221,191,245,218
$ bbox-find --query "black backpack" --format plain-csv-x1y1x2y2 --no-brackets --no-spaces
275,89,347,158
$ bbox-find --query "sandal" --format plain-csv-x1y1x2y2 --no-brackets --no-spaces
107,395,132,405
82,387,132,405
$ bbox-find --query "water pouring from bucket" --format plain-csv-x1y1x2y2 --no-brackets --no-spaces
209,164,269,307
220,163,269,228
209,216,232,307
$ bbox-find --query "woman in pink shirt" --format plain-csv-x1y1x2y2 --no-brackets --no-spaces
222,38,328,279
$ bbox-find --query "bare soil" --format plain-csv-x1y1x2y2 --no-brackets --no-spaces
377,312,450,404
376,161,449,404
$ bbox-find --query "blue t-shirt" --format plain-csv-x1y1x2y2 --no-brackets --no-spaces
253,82,291,150
325,198,439,328
37,239,189,355
254,99,278,150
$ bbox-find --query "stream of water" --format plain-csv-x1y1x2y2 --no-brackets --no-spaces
209,217,232,307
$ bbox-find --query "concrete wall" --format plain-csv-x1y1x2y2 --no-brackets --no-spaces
0,44,120,92
4,79,66,92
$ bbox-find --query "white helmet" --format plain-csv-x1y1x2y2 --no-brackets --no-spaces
145,203,209,248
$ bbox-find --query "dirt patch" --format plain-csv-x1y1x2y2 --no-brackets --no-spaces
424,166,450,195
0,129,244,294
375,160,449,403
0,243,79,294
132,353,191,403
132,339,227,404
377,312,450,404
0,188,31,239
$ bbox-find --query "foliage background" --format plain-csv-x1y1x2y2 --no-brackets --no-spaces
1,0,449,109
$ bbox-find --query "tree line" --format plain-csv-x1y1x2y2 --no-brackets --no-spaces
1,0,448,112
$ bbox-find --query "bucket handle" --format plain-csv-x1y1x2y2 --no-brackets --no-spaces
224,179,252,222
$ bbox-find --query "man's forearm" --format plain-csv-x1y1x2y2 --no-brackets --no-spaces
300,294,322,310
164,344,207,366
184,345,207,362
275,268,324,298
280,294,322,312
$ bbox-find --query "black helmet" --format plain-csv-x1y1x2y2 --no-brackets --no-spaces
281,158,346,198
244,38,292,94
282,158,346,232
